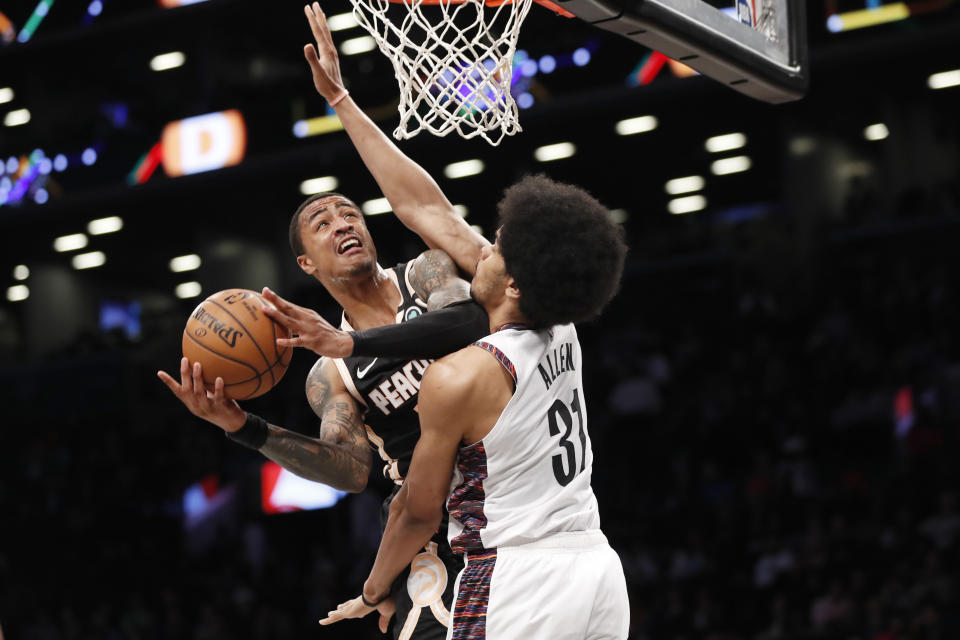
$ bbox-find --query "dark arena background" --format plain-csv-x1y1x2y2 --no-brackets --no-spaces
2,0,960,638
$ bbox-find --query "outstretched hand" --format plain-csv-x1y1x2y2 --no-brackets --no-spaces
157,358,247,433
303,2,348,104
319,595,395,634
261,287,354,358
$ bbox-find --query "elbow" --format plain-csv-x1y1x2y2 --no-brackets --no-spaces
398,503,443,534
332,459,370,493
345,478,368,493
387,485,442,534
346,464,371,493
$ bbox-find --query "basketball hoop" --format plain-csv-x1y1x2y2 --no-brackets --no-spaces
346,0,571,146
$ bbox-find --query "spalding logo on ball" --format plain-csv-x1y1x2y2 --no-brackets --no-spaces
182,289,292,399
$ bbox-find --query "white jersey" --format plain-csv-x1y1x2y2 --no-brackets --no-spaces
446,323,601,555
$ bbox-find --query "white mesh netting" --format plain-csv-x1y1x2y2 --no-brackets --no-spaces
347,0,533,146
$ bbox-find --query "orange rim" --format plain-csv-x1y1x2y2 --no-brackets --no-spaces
384,0,575,18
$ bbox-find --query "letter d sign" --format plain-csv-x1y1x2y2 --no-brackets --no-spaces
162,110,246,177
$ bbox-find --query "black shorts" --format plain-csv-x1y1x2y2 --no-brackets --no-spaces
381,487,464,640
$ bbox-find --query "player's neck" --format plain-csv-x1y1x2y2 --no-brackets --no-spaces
486,301,528,334
326,265,401,330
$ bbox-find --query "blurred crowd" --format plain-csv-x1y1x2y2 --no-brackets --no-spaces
3,201,960,639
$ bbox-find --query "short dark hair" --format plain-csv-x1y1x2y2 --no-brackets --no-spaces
289,192,351,256
497,175,627,327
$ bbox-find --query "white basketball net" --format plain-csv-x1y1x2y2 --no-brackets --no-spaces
347,0,534,146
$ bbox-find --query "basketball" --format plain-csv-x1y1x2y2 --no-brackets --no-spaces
181,289,292,400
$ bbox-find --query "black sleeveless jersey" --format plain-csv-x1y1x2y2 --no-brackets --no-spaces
332,261,432,484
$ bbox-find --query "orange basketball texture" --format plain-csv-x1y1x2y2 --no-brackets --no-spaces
182,289,292,399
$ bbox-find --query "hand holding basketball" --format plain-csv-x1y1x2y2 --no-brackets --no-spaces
261,287,354,358
303,2,347,104
157,358,247,433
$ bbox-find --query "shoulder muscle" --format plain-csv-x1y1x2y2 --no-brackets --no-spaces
409,250,470,311
419,348,511,443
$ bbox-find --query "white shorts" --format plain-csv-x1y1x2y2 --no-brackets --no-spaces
447,530,629,640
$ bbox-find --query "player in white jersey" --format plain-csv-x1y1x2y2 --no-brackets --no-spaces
320,175,630,639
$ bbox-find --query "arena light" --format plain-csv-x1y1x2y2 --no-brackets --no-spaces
87,216,123,235
864,123,889,141
340,36,376,56
169,254,201,273
711,156,752,175
300,176,339,195
362,197,392,215
928,69,960,90
150,51,186,72
0,88,12,105
4,108,30,127
327,12,359,31
17,0,54,43
615,115,658,136
53,233,88,252
175,281,202,299
293,115,344,138
826,3,909,32
668,195,707,215
665,175,704,195
789,137,816,156
534,142,576,162
13,265,29,281
453,204,469,218
6,284,28,302
444,159,484,179
158,0,211,6
705,132,747,153
609,209,629,224
72,251,106,270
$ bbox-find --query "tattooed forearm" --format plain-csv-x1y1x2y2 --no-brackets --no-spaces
259,425,370,492
410,249,471,311
258,359,371,492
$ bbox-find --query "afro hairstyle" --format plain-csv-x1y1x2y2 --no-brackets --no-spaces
497,174,627,327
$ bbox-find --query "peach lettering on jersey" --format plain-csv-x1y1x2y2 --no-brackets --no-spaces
368,359,433,414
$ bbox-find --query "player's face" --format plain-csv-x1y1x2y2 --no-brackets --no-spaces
470,229,509,307
296,195,377,281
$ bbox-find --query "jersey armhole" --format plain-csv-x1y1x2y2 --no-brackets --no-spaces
332,358,368,409
470,341,517,388
402,260,430,308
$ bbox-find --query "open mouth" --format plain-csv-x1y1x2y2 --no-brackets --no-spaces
337,236,363,255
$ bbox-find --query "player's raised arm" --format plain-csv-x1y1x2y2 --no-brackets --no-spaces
301,3,489,276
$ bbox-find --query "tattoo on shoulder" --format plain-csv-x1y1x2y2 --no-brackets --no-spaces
411,250,470,311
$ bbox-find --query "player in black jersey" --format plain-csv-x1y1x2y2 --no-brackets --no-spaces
157,5,492,639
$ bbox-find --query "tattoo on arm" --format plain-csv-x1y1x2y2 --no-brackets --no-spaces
410,249,471,312
258,359,371,492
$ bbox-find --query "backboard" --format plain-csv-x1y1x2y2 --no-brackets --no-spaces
553,0,809,102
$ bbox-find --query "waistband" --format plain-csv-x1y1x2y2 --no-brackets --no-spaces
465,530,609,561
